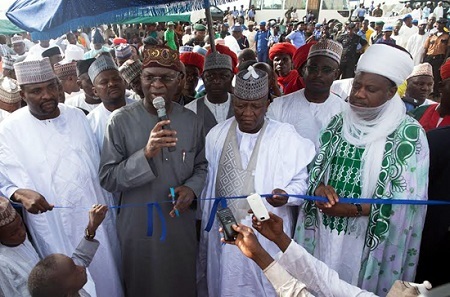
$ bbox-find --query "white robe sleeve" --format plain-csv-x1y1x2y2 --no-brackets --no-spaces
266,98,283,122
266,122,316,206
0,132,31,199
263,260,314,297
278,241,378,297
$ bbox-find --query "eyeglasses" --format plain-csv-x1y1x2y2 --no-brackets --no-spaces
306,65,337,75
141,74,179,84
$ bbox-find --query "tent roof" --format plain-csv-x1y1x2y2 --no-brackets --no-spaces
0,19,24,34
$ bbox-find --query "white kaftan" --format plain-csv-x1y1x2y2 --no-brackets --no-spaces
267,89,345,149
0,104,123,297
64,90,83,103
265,240,378,297
0,109,10,124
406,33,429,66
65,92,100,113
0,238,40,297
397,25,419,48
185,93,232,123
87,97,134,149
198,117,315,297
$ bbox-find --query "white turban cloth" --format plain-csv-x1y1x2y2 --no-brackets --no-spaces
356,44,414,86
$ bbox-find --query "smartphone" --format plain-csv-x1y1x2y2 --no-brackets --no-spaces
216,207,238,241
246,193,270,222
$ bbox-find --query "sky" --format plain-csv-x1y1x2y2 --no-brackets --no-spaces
0,0,15,19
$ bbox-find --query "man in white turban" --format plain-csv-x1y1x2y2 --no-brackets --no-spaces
294,44,429,296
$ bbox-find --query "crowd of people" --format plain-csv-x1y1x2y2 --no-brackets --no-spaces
0,5,449,297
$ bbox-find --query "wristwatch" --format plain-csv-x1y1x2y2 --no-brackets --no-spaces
85,227,96,240
354,203,363,217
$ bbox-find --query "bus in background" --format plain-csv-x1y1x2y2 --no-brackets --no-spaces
248,0,356,24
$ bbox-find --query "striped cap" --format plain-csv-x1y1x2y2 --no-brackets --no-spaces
307,39,343,64
14,57,56,85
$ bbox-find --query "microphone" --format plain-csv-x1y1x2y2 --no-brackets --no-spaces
152,96,176,152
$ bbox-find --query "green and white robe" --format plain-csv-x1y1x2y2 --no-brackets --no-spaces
294,114,429,296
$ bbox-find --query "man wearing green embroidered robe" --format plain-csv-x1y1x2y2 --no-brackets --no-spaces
294,44,429,297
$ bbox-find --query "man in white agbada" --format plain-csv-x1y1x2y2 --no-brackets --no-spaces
0,58,123,297
65,58,102,114
243,21,257,51
433,1,444,19
198,66,315,297
86,54,134,149
406,19,429,66
267,39,346,149
54,60,82,102
294,44,428,295
55,44,85,102
397,14,419,48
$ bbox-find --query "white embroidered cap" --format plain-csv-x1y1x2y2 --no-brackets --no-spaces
407,63,433,79
14,57,57,85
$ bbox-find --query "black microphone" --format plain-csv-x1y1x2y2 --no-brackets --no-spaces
152,96,176,152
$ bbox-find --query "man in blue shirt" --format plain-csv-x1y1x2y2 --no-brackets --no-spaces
255,21,270,62
286,22,306,48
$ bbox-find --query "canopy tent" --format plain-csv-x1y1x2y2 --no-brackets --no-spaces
6,0,229,40
117,13,191,25
0,18,24,35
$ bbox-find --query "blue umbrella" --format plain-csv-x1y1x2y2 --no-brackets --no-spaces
6,0,225,39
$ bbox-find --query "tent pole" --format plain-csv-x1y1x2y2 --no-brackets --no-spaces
204,3,216,52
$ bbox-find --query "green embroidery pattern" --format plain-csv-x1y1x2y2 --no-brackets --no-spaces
304,115,420,250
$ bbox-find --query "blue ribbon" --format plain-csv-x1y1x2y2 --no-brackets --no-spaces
203,194,450,234
146,202,167,241
10,194,450,240
154,202,167,241
147,203,154,237
204,197,228,232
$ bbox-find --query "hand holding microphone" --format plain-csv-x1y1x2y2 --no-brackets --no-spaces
144,97,177,159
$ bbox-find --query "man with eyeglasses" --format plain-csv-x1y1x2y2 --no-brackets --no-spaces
99,45,207,297
185,51,235,135
267,39,345,149
87,54,135,150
